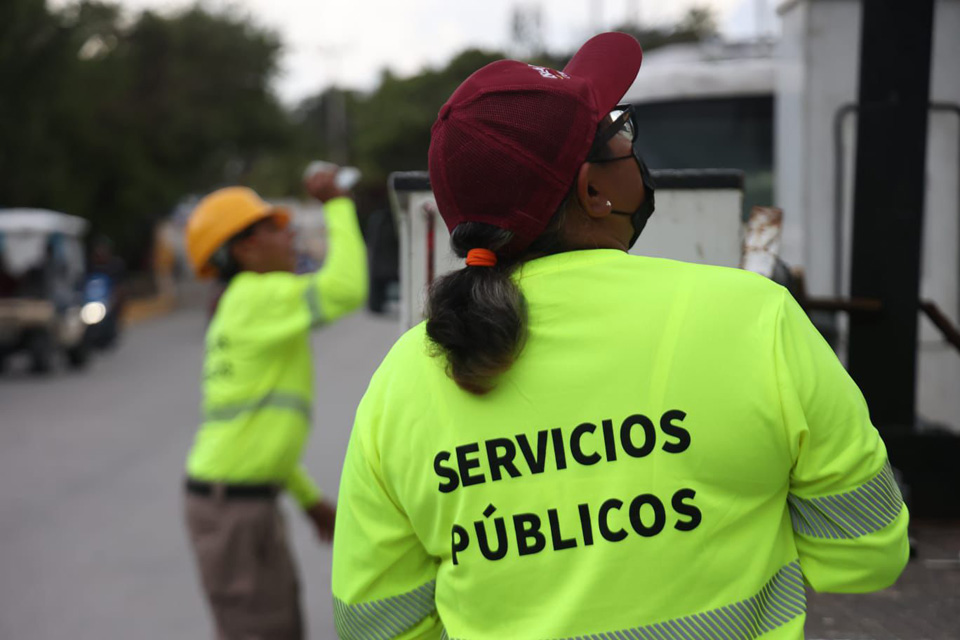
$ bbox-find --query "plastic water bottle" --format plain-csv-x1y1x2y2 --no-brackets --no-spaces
304,161,362,191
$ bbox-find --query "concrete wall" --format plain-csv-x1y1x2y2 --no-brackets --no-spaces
917,0,960,429
776,0,862,294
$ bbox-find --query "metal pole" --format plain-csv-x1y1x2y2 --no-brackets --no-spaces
847,0,936,430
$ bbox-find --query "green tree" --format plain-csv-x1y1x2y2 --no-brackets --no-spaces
0,0,79,214
1,0,723,264
612,6,719,52
1,0,294,263
116,7,291,208
349,49,503,185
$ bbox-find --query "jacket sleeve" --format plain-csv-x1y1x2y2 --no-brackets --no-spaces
311,196,368,324
224,197,367,343
286,464,321,508
331,376,442,640
774,290,909,593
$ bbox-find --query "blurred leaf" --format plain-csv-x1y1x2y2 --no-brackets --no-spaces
0,1,720,266
0,0,291,267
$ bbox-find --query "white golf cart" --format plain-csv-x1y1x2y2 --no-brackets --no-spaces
0,209,90,373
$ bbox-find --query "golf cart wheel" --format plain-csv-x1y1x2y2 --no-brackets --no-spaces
66,339,90,370
28,329,56,374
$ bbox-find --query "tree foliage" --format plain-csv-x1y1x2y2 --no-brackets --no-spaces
611,6,719,52
1,1,718,264
1,0,291,263
299,7,720,201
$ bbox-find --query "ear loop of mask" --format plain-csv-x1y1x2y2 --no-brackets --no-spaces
609,142,657,250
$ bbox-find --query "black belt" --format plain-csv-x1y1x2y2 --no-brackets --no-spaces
185,478,279,500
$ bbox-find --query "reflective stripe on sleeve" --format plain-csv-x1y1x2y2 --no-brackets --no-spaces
305,278,325,327
443,561,805,640
204,391,311,422
788,461,904,539
334,580,436,640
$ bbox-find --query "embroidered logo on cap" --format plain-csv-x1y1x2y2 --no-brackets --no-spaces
528,65,570,80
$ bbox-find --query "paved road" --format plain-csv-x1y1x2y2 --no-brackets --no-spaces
0,308,400,639
1,307,957,639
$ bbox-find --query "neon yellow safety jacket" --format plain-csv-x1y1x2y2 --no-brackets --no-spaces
186,197,367,508
331,249,908,639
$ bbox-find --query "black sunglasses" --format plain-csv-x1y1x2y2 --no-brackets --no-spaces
587,104,639,162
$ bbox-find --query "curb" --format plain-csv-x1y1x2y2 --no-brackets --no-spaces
122,294,177,327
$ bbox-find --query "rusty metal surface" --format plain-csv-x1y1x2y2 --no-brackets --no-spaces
741,205,784,278
919,301,960,354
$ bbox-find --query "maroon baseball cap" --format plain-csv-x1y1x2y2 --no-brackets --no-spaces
428,32,643,255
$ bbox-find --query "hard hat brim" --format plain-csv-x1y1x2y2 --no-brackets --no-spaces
195,204,293,279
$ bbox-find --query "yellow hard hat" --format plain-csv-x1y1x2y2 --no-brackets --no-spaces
185,186,291,278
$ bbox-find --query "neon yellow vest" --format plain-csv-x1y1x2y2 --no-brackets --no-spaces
186,197,367,507
332,249,907,639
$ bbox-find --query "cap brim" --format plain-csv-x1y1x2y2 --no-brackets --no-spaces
563,32,643,117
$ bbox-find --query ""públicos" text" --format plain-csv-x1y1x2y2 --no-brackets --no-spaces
435,410,703,564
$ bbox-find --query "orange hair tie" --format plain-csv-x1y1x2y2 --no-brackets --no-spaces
465,248,497,267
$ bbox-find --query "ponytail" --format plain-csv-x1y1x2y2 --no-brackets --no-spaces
426,204,568,394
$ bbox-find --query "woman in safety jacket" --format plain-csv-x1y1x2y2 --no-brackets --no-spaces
184,169,366,639
331,33,908,640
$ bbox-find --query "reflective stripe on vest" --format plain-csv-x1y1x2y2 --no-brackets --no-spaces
334,580,436,640
204,391,311,423
343,562,806,640
788,462,903,539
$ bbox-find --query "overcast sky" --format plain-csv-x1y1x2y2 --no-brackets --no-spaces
92,0,779,103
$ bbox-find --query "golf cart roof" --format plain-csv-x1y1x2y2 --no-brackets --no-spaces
0,209,89,237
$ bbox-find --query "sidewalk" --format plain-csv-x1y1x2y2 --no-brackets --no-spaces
122,280,208,327
122,294,176,326
805,519,960,639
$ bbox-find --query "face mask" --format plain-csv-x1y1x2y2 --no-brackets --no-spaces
609,140,656,250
